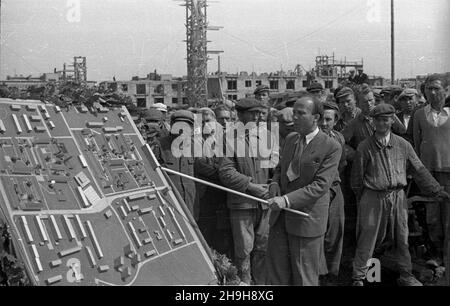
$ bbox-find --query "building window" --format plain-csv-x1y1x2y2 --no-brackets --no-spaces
286,80,295,90
121,84,128,92
269,80,278,90
171,84,178,92
172,98,178,104
182,97,187,104
154,84,164,94
136,84,146,95
302,80,308,88
233,95,238,100
108,83,118,91
256,80,262,86
245,80,252,87
325,80,333,89
137,98,146,108
154,98,164,104
227,79,237,90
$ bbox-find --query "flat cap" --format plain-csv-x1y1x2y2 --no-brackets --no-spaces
171,110,195,125
284,91,308,106
254,85,270,95
398,88,418,100
323,101,340,113
151,103,168,113
370,103,396,117
335,87,354,100
278,107,294,126
307,82,324,93
381,85,403,96
145,123,161,136
143,108,163,121
235,98,267,112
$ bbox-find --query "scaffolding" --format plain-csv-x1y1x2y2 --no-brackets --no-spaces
313,53,363,81
58,56,87,84
183,0,208,107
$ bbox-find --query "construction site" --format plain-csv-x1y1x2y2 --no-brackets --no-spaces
1,0,450,292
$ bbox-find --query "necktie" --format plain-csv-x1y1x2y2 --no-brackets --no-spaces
287,135,305,182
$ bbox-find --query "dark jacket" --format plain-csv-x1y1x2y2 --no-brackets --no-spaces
272,131,342,237
218,131,270,210
351,133,442,199
158,135,196,216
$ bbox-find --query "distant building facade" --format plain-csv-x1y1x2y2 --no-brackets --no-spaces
216,70,332,101
100,72,188,108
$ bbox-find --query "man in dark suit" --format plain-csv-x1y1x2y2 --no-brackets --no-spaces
354,68,369,85
266,96,342,286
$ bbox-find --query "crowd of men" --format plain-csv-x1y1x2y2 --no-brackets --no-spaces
134,73,450,286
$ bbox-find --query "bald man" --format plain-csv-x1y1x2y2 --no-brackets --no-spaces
266,96,342,285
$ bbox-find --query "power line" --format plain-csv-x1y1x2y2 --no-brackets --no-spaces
215,3,365,61
268,3,366,54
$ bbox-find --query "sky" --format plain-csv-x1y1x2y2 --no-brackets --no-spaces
1,0,449,81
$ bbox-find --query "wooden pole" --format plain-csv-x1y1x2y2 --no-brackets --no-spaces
391,0,395,84
161,166,310,217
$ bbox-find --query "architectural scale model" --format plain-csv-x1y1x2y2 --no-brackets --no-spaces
0,98,217,286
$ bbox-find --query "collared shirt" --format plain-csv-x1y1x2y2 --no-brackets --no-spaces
351,133,441,196
403,114,411,129
375,132,391,147
284,127,320,207
425,104,450,127
343,112,406,152
335,107,362,132
305,127,320,145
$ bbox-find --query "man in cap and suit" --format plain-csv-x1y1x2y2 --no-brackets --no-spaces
351,103,449,286
354,68,368,85
254,85,271,122
218,98,270,285
266,95,342,286
334,87,361,132
397,88,419,143
142,108,170,139
151,102,170,129
348,69,357,84
319,101,346,280
158,110,197,216
307,82,326,103
413,75,450,276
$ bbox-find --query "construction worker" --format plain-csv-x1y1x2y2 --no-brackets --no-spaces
254,85,270,105
397,88,419,144
351,103,450,286
307,82,326,103
353,68,368,85
334,87,361,132
348,69,357,84
214,105,232,128
266,96,341,286
195,106,234,258
254,85,271,122
142,108,170,138
319,101,346,280
158,110,196,216
218,98,270,285
342,85,406,154
412,75,450,276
